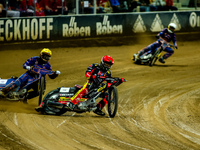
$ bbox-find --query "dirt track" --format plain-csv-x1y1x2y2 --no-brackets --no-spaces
0,36,200,150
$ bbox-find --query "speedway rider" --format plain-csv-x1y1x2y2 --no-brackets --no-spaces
134,23,178,64
67,55,125,116
0,48,61,99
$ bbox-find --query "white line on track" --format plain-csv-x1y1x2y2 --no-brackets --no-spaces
0,130,22,145
72,122,149,150
180,132,200,145
14,113,18,126
72,138,81,144
57,120,66,128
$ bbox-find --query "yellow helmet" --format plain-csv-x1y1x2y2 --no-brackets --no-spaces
40,48,52,62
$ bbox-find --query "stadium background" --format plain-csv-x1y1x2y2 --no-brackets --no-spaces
0,10,200,149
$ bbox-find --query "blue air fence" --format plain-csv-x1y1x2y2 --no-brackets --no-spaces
0,11,200,43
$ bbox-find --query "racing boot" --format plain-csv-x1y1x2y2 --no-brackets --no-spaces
133,53,139,60
0,91,7,98
35,102,44,112
159,57,165,64
93,107,105,116
93,97,107,116
0,87,10,98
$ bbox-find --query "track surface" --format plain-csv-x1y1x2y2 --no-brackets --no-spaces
0,38,200,150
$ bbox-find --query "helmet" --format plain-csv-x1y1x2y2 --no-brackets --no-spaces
40,48,52,62
168,23,176,33
100,55,114,71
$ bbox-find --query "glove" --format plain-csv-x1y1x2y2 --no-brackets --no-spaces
91,74,97,79
26,66,31,70
55,70,61,75
121,78,127,82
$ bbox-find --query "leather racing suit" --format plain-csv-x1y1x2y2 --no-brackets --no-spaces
70,63,112,110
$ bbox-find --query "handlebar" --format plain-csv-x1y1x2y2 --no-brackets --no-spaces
30,65,54,76
106,77,127,83
159,38,177,49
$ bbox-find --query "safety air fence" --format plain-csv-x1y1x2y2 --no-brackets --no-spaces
0,11,200,44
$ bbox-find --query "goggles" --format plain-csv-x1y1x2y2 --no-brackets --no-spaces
104,63,112,69
42,54,51,61
169,26,175,31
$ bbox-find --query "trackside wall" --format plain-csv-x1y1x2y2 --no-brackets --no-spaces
0,11,199,45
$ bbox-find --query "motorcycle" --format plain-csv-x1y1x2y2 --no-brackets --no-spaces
0,65,55,104
35,77,126,118
133,39,176,66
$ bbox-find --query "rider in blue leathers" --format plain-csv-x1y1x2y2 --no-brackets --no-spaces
0,48,61,99
134,23,178,64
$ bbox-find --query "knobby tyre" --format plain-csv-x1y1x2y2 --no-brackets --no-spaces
108,86,118,118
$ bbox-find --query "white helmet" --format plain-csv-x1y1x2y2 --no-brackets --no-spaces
168,23,176,33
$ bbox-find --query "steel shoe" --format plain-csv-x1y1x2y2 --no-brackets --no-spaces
133,53,139,60
93,107,105,116
0,91,7,98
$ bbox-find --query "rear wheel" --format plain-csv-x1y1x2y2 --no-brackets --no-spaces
42,88,67,115
38,76,46,105
107,86,118,118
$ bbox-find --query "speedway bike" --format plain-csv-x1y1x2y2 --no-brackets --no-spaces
133,39,176,66
35,77,126,118
149,41,175,66
0,65,55,104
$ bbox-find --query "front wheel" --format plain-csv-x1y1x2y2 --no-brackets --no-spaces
38,76,46,105
149,49,161,67
107,86,118,118
149,55,158,67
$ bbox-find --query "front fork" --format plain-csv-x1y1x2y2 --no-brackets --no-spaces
158,52,162,59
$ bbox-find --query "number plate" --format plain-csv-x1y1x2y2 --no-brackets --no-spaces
60,87,70,93
0,79,7,84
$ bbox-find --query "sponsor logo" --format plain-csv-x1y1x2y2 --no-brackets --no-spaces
96,15,123,35
0,18,53,41
63,17,91,37
59,94,74,97
189,12,200,28
132,15,146,33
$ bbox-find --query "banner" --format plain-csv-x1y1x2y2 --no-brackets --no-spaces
0,11,199,43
